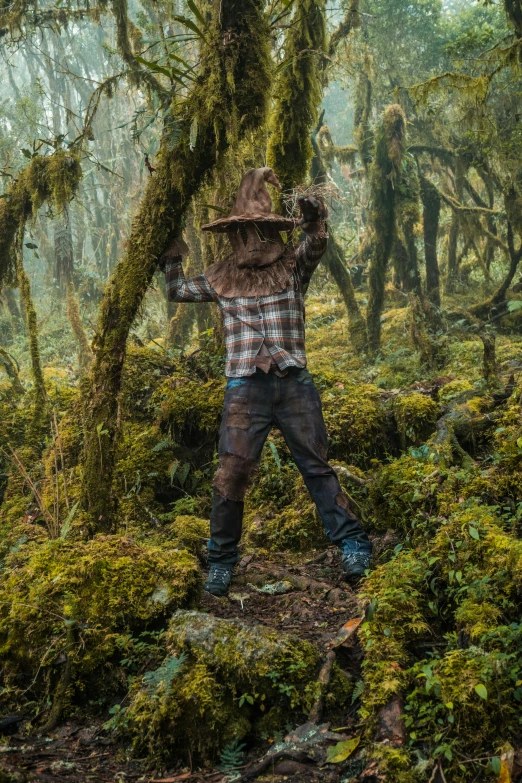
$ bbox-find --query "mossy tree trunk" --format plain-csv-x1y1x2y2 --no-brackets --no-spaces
16,243,48,450
419,175,441,307
80,0,272,532
185,208,213,340
480,331,497,386
4,287,23,331
445,162,465,294
366,106,406,354
266,0,326,206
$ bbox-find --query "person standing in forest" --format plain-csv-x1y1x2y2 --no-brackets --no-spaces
161,168,372,596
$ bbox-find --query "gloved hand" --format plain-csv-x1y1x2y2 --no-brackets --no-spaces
297,196,328,232
158,235,189,272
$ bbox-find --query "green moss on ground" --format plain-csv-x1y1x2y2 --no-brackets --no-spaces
0,536,200,715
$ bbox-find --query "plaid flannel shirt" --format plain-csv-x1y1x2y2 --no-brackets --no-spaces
165,229,328,377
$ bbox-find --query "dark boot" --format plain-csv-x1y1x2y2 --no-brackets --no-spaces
340,539,372,582
204,563,235,597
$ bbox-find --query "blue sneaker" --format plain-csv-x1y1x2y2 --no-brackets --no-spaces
204,563,234,596
340,540,372,582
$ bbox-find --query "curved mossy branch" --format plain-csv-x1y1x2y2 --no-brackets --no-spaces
469,221,522,318
80,0,272,532
316,125,358,169
0,347,24,395
324,236,367,352
0,150,82,291
266,0,326,204
310,119,367,347
328,0,360,57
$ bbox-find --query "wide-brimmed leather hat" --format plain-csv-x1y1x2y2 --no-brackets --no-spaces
201,167,297,233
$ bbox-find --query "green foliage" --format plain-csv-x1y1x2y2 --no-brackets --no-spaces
219,738,246,772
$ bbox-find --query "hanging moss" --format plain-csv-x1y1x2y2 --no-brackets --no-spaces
266,0,326,199
0,150,82,290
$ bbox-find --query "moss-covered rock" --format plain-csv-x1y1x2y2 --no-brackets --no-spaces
123,610,329,763
0,536,200,712
155,375,224,434
358,550,429,721
391,392,439,449
438,379,473,406
321,382,387,465
163,514,210,555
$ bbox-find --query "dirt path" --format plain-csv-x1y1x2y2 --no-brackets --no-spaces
0,548,369,783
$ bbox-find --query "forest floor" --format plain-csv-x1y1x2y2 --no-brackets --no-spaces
0,548,376,783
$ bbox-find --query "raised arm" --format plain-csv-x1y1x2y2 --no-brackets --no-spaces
160,235,216,303
295,196,329,290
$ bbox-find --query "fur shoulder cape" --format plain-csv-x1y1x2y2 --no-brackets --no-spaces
204,251,296,298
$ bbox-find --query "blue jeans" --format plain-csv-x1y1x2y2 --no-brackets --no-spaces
208,368,371,564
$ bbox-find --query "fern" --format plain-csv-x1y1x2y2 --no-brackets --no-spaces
219,738,246,773
151,439,175,452
142,653,186,698
351,678,365,705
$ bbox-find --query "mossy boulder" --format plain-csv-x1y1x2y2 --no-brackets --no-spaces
124,610,326,763
163,514,210,555
155,375,224,434
244,502,329,553
391,392,439,449
0,536,200,710
321,382,387,465
438,379,473,406
359,550,429,721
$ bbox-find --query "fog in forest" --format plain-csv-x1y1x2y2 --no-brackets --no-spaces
1,0,522,779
